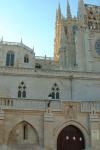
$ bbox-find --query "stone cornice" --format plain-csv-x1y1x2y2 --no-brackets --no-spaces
0,41,33,53
0,67,100,80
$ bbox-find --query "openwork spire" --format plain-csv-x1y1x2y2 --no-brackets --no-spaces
67,0,72,19
56,3,61,21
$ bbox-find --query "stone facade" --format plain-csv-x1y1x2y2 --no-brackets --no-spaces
0,0,100,150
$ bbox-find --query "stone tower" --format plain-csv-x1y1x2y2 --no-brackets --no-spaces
54,4,62,63
54,0,100,72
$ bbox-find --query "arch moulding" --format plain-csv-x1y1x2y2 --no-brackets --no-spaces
53,120,90,150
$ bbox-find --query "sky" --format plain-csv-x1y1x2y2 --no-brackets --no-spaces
0,0,99,57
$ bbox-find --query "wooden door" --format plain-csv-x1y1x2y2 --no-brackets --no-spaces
57,125,85,150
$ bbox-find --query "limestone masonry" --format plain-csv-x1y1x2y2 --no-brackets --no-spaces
0,0,100,150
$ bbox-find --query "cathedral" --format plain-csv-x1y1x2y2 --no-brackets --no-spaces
0,0,100,149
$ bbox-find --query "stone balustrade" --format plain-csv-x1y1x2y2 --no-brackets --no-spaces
81,101,100,113
0,98,61,111
0,98,100,113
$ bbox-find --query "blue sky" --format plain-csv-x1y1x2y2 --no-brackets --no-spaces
0,0,99,57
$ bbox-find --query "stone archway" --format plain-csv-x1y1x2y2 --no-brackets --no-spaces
7,121,39,150
57,125,85,150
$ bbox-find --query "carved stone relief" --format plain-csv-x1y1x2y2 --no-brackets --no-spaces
63,103,77,119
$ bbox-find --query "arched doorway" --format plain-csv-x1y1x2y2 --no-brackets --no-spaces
57,125,85,150
7,121,39,150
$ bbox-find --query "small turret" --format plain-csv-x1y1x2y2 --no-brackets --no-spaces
67,0,72,19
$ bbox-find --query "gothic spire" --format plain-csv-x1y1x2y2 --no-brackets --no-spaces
78,0,86,19
67,0,72,19
56,3,61,21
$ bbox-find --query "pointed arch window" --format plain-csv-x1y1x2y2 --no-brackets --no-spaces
6,51,14,66
35,63,42,69
23,123,28,140
18,81,26,98
24,54,29,63
72,25,78,35
18,90,21,98
56,92,60,99
49,83,60,100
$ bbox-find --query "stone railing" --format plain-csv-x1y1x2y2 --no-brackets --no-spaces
0,41,33,52
0,98,100,112
0,67,35,75
0,98,13,107
81,101,100,113
0,98,62,111
35,56,53,61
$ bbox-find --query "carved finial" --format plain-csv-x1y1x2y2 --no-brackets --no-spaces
20,38,23,44
45,54,46,60
32,45,35,56
1,36,3,42
33,45,34,51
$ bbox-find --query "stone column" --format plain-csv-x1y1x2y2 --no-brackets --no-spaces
89,112,100,150
44,104,54,150
0,108,6,150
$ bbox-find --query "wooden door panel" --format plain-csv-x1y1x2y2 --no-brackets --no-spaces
57,125,85,150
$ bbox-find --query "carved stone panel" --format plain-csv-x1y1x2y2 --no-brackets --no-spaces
63,102,77,119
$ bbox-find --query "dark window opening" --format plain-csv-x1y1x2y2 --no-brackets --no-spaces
6,52,14,66
23,124,28,140
23,91,26,98
56,92,59,99
24,55,29,63
35,63,42,69
18,91,21,98
52,92,55,99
